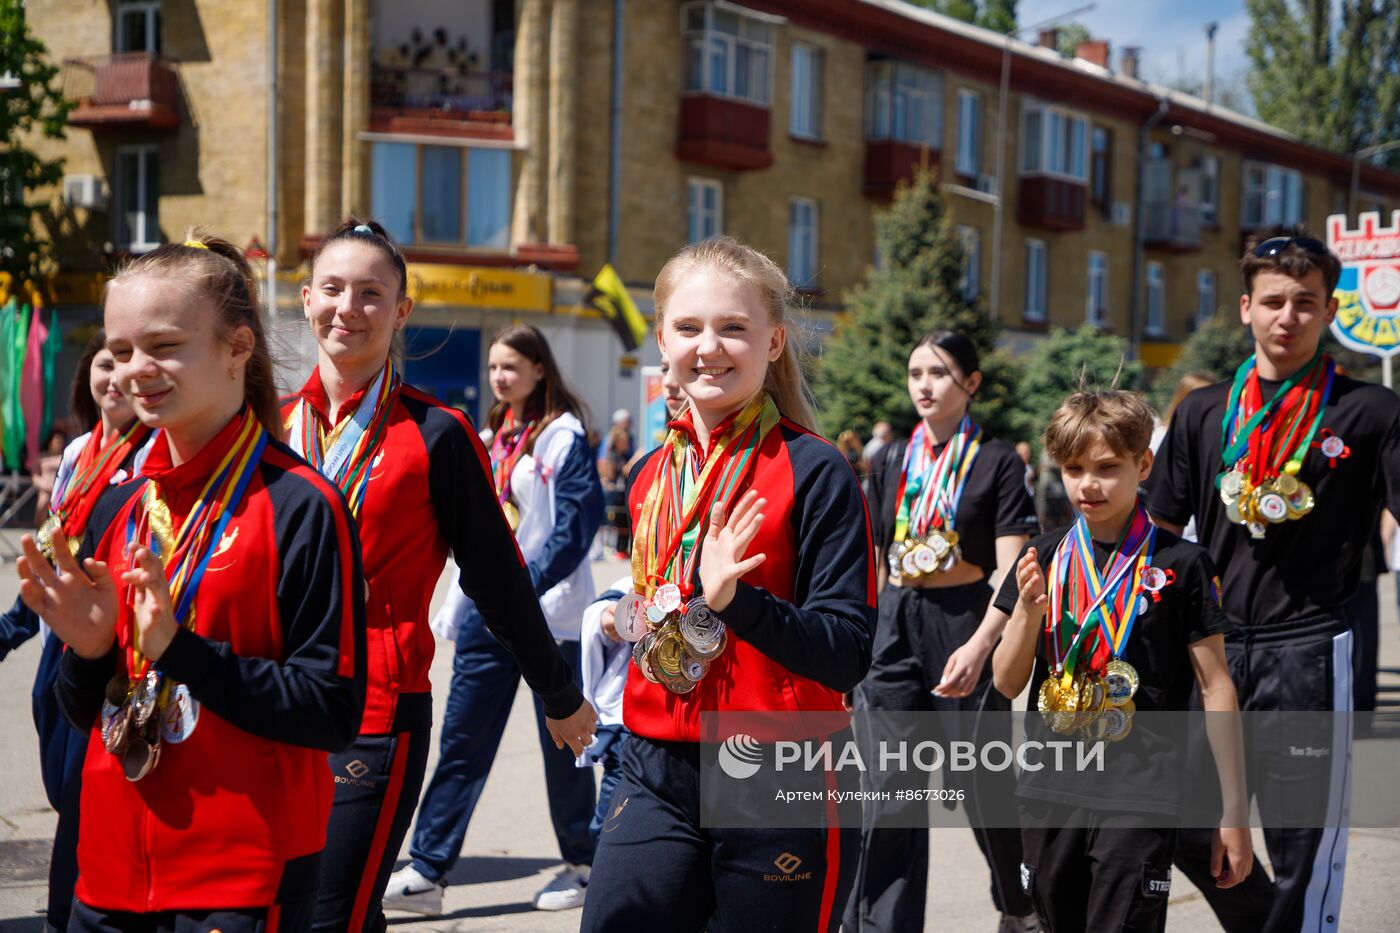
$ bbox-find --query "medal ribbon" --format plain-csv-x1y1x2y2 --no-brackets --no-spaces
293,361,401,521
632,393,780,599
489,407,536,508
892,414,983,542
124,410,267,677
51,419,150,539
1220,351,1334,482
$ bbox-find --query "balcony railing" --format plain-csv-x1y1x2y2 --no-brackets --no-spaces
1017,175,1086,231
864,140,939,200
370,64,512,137
676,94,772,171
1144,201,1203,251
63,53,181,131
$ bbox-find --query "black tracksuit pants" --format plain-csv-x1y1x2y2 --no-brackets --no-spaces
1173,617,1353,933
580,735,860,932
843,581,1032,931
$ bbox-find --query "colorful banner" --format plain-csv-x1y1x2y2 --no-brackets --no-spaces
1327,210,1400,358
641,365,668,449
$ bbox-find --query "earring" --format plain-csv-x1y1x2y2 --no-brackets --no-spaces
229,366,237,380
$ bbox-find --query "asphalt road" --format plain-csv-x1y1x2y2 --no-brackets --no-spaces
0,541,1395,931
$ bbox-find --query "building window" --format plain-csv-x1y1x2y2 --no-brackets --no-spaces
687,177,723,243
790,43,822,139
956,225,980,301
1024,239,1047,321
865,60,942,147
1087,251,1107,326
683,2,774,106
1196,269,1217,325
1146,262,1166,335
115,145,159,252
1021,101,1088,181
370,142,510,249
1090,127,1111,207
955,89,981,177
1200,155,1219,226
1243,162,1303,228
117,0,161,53
788,197,819,288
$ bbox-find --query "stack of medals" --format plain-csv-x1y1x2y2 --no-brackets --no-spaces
37,419,150,562
101,411,267,782
625,394,780,695
1036,507,1157,745
887,415,981,582
489,407,536,532
1217,351,1334,539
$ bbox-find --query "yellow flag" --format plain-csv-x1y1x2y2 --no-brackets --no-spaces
585,264,648,351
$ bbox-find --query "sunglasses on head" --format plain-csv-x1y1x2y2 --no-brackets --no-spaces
1251,236,1330,259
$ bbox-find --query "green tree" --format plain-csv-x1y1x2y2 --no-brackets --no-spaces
815,168,1018,441
1148,311,1251,412
905,0,1019,34
0,0,71,284
1244,0,1400,168
1055,22,1093,58
1010,325,1142,451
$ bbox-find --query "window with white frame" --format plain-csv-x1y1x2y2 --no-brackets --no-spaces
116,145,160,251
955,89,981,177
683,2,774,106
687,177,723,243
1086,251,1108,326
956,225,981,301
1243,162,1303,228
865,60,942,147
117,0,161,53
1020,101,1088,181
1024,239,1047,321
1200,155,1220,226
788,197,819,288
790,43,822,139
1146,262,1166,334
370,142,510,249
1196,269,1217,325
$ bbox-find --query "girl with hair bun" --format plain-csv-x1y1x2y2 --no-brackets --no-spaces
286,220,596,931
844,331,1041,933
18,233,366,932
580,236,875,932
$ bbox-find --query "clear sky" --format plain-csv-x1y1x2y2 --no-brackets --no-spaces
1017,0,1251,93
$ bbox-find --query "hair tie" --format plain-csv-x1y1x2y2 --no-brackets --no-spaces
353,224,374,236
184,240,210,251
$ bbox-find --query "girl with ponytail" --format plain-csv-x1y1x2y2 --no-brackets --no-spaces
18,232,367,932
580,236,875,932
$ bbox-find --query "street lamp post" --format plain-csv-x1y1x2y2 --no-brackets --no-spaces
989,4,1095,321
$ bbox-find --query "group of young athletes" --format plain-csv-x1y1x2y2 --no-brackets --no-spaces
1,217,1393,933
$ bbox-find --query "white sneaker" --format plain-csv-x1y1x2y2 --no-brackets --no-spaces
533,862,590,911
382,864,446,916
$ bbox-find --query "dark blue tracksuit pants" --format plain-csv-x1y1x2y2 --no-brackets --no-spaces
408,610,597,880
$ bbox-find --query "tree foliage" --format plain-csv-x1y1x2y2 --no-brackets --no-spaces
814,168,1017,442
1009,325,1142,451
906,0,1018,34
1244,0,1400,168
1148,311,1251,412
0,0,71,283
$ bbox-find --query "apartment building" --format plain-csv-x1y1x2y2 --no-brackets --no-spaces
22,0,1400,423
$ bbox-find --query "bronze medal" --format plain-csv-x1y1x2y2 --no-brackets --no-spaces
680,652,709,682
633,633,661,684
105,674,130,708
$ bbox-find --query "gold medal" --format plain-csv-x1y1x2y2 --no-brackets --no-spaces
911,542,939,575
1275,473,1299,495
1103,659,1140,707
1037,677,1060,712
502,500,521,531
652,629,686,678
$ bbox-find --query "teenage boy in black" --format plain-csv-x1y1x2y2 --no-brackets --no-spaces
994,390,1252,933
1147,228,1400,933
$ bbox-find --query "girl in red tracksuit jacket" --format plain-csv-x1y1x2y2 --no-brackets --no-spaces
19,234,367,933
282,219,596,933
580,236,876,933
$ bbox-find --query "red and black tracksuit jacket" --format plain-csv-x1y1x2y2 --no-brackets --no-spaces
624,416,878,740
54,416,366,913
282,370,584,732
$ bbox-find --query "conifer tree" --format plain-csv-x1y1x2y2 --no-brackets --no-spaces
1010,324,1141,452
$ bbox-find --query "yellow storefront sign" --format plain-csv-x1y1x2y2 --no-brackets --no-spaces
406,264,553,312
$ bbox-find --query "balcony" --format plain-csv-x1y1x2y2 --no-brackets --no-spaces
63,53,181,131
676,94,772,171
864,141,939,200
1144,200,1203,252
370,65,512,140
1017,175,1086,231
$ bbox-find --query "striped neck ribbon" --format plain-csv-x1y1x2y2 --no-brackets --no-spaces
293,360,401,521
1220,350,1334,485
892,414,982,543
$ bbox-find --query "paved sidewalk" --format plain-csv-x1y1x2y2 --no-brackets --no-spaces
0,541,1394,930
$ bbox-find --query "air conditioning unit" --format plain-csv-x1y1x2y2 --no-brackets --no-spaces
1111,202,1132,227
63,174,108,210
